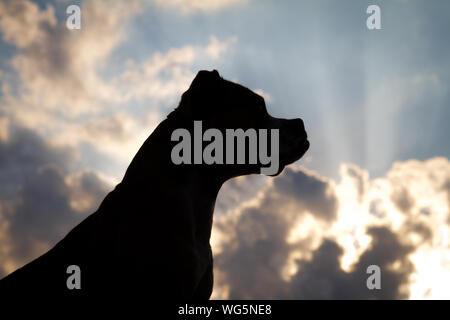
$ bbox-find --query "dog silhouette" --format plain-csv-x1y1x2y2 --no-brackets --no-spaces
0,70,309,299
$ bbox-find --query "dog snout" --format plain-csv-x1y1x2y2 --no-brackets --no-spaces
286,118,307,140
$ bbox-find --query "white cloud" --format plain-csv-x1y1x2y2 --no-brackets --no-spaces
0,0,141,116
153,0,247,13
114,36,237,104
206,36,237,60
253,89,273,103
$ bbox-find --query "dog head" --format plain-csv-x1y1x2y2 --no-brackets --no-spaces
169,70,309,179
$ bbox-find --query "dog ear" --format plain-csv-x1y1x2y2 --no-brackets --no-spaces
188,70,222,119
192,70,221,84
169,70,222,122
189,70,221,96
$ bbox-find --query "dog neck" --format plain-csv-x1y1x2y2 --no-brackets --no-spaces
120,118,226,243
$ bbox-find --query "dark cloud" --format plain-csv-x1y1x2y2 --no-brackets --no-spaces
6,165,78,260
403,221,433,244
215,205,295,299
0,124,110,277
391,187,415,214
215,166,339,299
216,174,267,216
274,167,338,221
0,127,71,196
290,227,414,299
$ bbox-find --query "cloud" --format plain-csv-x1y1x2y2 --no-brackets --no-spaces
290,227,414,299
391,187,414,214
0,0,141,116
215,174,267,216
206,36,237,60
274,167,338,221
213,166,338,299
0,123,111,278
0,0,148,167
444,180,450,224
252,89,273,103
212,157,450,299
153,0,248,13
113,36,237,104
0,116,9,142
0,0,238,170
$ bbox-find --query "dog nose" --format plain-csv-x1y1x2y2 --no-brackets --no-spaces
288,118,307,138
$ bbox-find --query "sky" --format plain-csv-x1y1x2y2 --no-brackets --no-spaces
0,0,450,299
